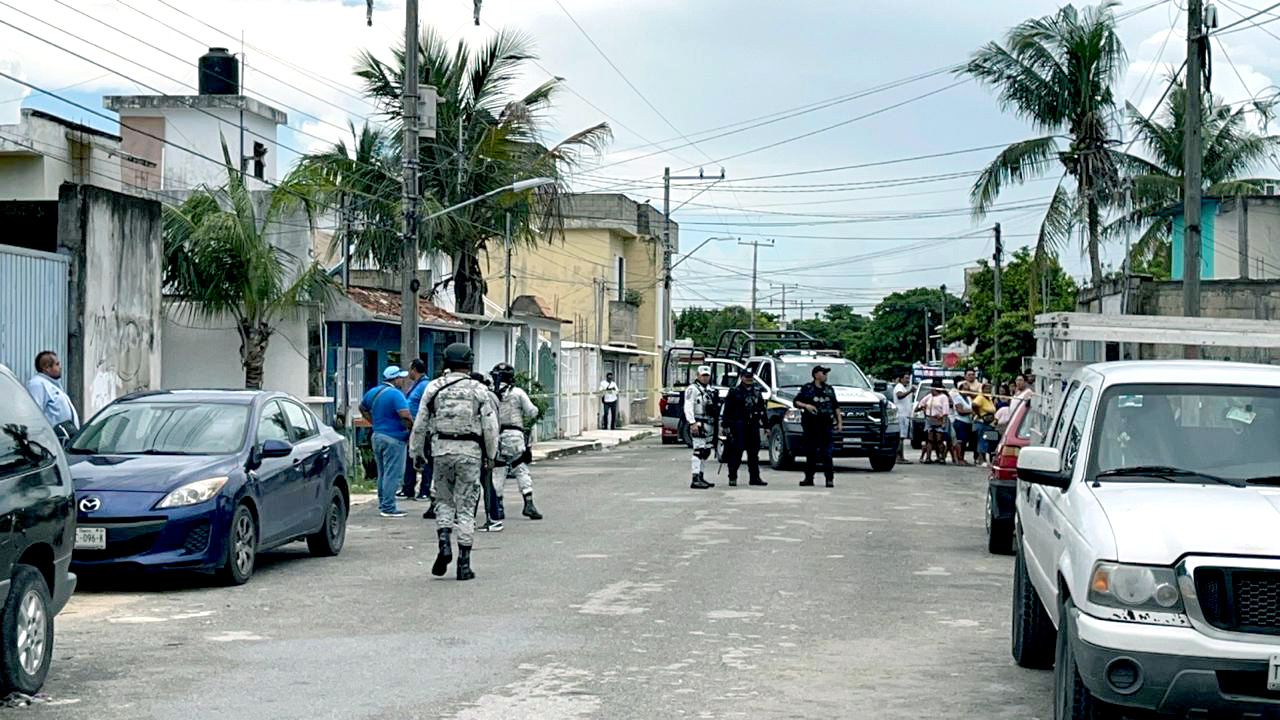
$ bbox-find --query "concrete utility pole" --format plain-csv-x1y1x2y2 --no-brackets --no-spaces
504,211,513,319
775,283,797,329
993,223,1002,374
1183,0,1205,318
340,193,351,421
664,167,725,350
738,238,773,331
939,283,947,360
399,0,420,367
923,308,931,362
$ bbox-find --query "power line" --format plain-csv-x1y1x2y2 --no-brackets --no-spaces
1215,0,1280,33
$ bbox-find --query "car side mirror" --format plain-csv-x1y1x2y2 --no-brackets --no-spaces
260,438,294,459
1017,446,1069,488
761,389,771,401
246,445,262,471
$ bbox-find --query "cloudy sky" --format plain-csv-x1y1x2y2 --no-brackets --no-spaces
3,0,1278,316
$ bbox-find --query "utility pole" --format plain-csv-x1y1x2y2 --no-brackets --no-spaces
340,193,351,422
798,301,805,322
504,211,513,319
738,238,773,331
993,223,1003,375
924,308,931,362
940,283,947,360
398,0,420,368
1183,0,1206,320
664,167,725,349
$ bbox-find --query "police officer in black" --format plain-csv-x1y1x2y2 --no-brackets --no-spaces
795,364,842,487
720,367,767,487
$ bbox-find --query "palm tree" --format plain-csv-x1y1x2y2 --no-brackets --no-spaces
960,1,1127,291
164,141,337,389
1111,79,1280,276
352,27,611,313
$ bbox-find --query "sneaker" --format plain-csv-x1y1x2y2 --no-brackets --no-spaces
488,521,504,532
380,510,407,518
395,490,412,498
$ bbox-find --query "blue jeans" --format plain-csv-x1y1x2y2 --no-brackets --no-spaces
372,433,407,513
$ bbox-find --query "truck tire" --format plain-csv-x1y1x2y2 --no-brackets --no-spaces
986,490,1014,555
1012,537,1056,669
768,424,794,470
1056,598,1122,719
0,565,53,695
869,453,896,472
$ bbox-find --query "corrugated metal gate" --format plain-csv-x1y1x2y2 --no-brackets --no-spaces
0,246,68,387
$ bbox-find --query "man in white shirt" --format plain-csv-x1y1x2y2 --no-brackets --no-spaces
892,371,914,464
599,372,620,429
26,351,79,436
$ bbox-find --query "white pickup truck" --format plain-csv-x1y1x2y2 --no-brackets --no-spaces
1013,360,1280,719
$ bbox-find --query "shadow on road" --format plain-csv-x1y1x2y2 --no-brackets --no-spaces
71,545,319,594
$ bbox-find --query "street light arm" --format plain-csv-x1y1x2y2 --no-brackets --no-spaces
420,177,553,222
669,236,735,272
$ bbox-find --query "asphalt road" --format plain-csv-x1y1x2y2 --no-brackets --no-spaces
33,438,1053,719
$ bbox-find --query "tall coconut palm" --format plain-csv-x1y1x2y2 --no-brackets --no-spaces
164,141,337,389
351,27,611,313
960,1,1127,291
1111,79,1280,276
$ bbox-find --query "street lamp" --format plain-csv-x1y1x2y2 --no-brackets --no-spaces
669,235,735,272
421,177,554,222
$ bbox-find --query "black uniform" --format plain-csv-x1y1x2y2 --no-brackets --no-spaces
721,381,767,485
796,381,840,485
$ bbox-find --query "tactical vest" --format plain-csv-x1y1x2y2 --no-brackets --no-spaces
497,387,528,431
428,373,484,441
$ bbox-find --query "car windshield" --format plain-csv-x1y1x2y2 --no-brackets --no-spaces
776,361,869,389
71,402,249,456
1090,384,1280,484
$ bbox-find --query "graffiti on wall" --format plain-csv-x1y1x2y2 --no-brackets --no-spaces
88,305,152,414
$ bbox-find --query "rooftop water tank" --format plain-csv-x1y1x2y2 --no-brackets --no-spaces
198,48,239,95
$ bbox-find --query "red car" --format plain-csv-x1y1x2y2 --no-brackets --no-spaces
984,399,1040,555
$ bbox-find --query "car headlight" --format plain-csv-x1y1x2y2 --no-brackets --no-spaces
783,408,803,424
1089,562,1183,616
155,477,229,509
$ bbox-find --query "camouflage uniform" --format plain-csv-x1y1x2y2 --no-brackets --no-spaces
410,370,498,546
495,385,538,497
683,378,717,489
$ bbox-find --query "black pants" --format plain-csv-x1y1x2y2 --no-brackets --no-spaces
724,424,761,482
602,400,618,429
402,451,432,497
805,429,834,481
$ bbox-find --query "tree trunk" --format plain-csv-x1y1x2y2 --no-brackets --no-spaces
239,320,273,390
453,246,488,315
1087,198,1103,293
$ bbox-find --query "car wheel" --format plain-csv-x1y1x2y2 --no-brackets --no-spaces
217,503,258,586
1012,537,1056,669
0,565,53,695
1056,598,1122,719
869,453,896,472
307,487,347,557
986,490,1014,555
768,424,793,471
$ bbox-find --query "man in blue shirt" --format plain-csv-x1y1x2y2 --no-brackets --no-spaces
361,365,412,518
400,359,432,505
26,351,79,437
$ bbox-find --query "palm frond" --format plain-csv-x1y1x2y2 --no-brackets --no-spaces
970,135,1059,216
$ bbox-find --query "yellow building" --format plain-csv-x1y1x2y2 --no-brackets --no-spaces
485,194,676,434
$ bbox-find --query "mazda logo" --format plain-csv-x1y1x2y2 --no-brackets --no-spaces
79,497,101,513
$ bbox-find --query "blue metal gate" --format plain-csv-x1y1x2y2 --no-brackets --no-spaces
0,245,68,387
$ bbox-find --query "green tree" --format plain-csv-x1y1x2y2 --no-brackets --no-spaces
948,247,1077,379
791,304,867,359
164,142,336,389
854,288,961,378
352,28,611,313
673,306,778,349
960,1,1127,291
1111,79,1280,278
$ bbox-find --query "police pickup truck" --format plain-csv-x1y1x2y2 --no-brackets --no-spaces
708,330,898,472
659,346,743,446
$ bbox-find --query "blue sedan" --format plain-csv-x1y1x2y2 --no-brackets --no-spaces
66,390,349,585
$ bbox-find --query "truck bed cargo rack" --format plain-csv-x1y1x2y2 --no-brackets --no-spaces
712,329,832,363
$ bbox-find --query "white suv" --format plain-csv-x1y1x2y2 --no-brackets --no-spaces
1013,360,1280,719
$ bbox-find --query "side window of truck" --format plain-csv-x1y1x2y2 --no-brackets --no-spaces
757,362,773,390
1061,387,1094,475
1048,381,1082,448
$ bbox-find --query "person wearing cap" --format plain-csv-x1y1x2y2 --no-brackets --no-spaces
720,367,767,487
794,365,842,487
360,364,414,518
683,365,718,489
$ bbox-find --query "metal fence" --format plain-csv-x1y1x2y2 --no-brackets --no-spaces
0,245,68,386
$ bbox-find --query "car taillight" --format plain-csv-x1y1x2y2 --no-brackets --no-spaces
997,445,1020,467
659,396,668,413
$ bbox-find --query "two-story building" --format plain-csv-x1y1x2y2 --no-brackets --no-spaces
485,193,673,434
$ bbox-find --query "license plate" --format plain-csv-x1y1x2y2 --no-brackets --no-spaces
75,527,106,550
1269,655,1280,692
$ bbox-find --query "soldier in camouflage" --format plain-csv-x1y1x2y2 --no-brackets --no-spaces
683,365,717,490
410,343,498,581
491,362,543,522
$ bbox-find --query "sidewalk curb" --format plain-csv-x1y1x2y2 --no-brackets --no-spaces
533,429,656,463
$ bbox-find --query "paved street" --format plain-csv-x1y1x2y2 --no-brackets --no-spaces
35,438,1051,719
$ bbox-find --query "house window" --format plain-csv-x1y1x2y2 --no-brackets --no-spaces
615,256,626,302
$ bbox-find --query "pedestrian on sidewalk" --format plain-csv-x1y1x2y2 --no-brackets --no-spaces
26,351,79,439
599,373,620,430
401,359,432,504
972,381,998,468
949,380,973,465
360,365,413,518
410,343,497,581
892,371,914,464
490,362,543,521
721,367,766,487
795,365,841,487
683,365,717,489
921,379,951,464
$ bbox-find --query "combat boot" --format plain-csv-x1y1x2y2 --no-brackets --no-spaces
825,477,835,488
431,528,453,576
749,477,767,486
691,473,714,489
728,476,738,487
799,477,815,487
456,544,475,581
423,500,437,520
522,493,543,520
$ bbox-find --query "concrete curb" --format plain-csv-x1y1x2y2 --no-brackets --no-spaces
531,428,656,463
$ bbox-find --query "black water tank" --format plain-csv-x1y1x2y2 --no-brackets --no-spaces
198,47,239,95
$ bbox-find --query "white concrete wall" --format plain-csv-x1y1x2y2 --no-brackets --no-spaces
0,111,122,200
473,327,509,377
162,305,309,399
161,108,278,191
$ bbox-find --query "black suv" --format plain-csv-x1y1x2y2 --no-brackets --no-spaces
0,364,76,694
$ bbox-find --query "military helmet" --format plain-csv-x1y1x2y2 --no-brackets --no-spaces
443,342,474,369
491,362,516,385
